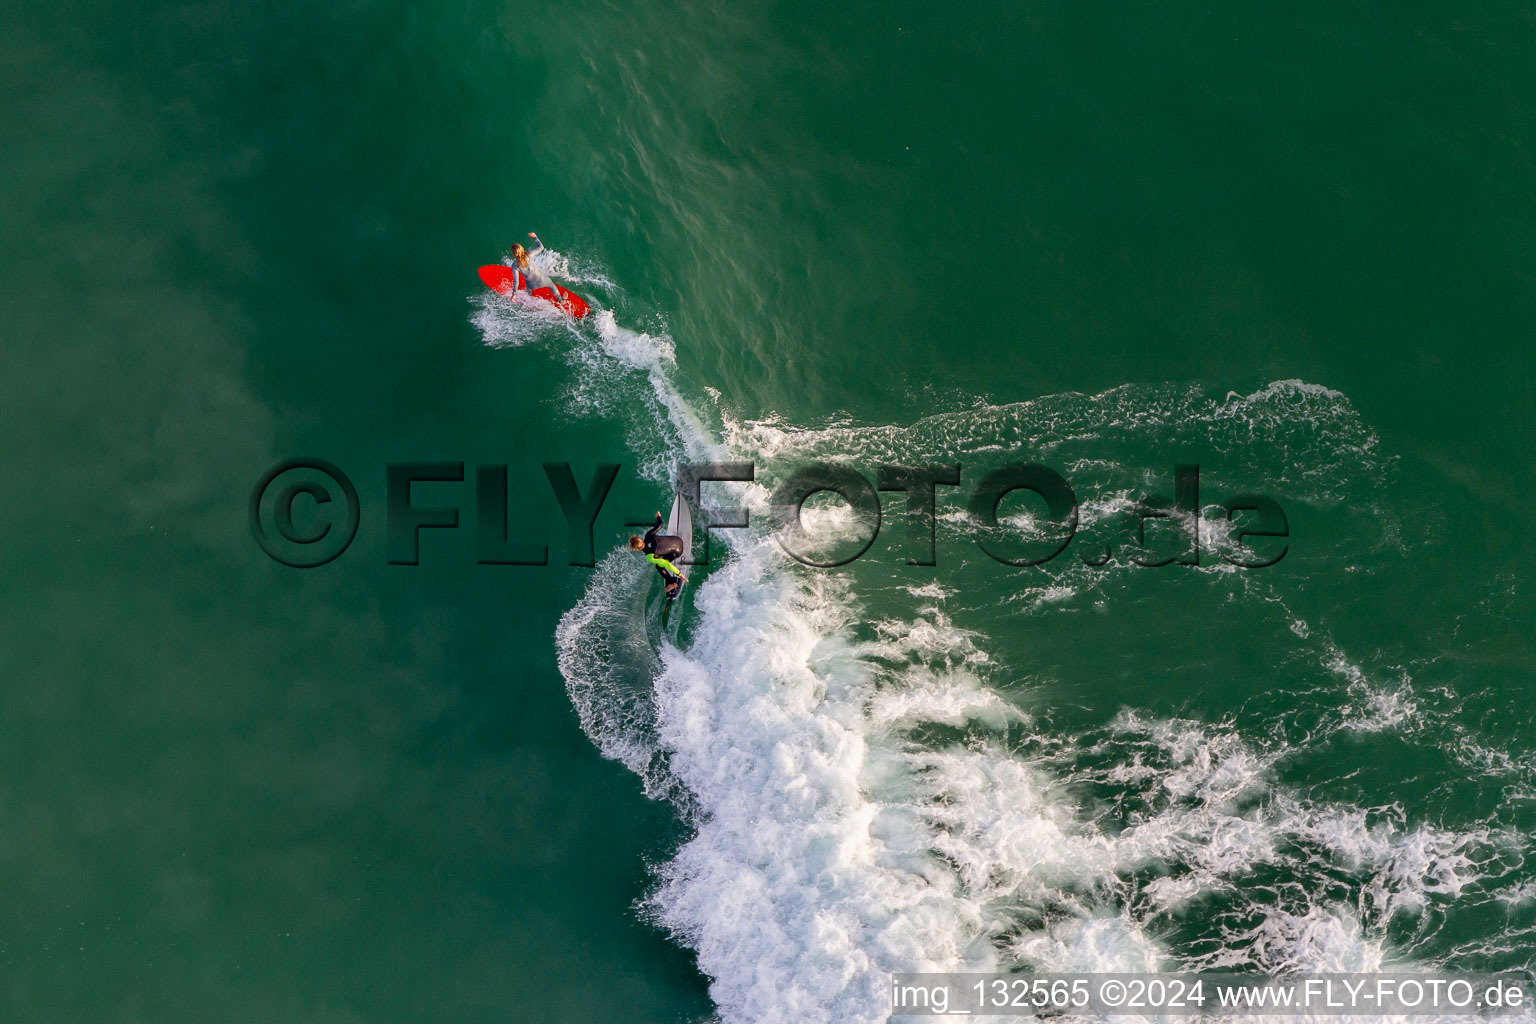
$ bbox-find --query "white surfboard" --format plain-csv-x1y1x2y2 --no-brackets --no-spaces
665,492,693,565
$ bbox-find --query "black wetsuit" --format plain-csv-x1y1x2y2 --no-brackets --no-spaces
644,513,685,598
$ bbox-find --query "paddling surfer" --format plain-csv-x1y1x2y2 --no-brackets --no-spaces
509,232,568,309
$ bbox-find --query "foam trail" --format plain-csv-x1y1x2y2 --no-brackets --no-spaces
591,309,716,465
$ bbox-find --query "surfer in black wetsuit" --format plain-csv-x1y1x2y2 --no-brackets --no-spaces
629,512,688,600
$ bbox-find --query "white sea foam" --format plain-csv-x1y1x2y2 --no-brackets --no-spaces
643,538,1102,1022
631,549,1527,1021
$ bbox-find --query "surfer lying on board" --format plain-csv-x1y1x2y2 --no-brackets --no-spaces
509,232,568,309
629,512,688,601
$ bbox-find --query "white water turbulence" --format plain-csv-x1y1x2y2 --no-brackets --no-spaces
477,267,1532,1023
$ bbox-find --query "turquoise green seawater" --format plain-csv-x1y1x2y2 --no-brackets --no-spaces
5,0,1536,1021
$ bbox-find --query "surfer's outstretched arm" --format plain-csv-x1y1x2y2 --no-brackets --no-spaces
526,231,545,257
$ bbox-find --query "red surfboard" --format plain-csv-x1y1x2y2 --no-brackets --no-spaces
477,265,590,319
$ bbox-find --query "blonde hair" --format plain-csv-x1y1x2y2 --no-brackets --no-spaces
511,243,528,267
628,536,643,550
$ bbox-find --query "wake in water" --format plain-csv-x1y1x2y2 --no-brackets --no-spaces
476,250,1536,1024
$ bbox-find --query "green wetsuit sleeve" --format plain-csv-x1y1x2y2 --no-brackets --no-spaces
646,554,680,575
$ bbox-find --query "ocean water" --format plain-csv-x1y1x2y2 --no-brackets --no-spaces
5,0,1536,1021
